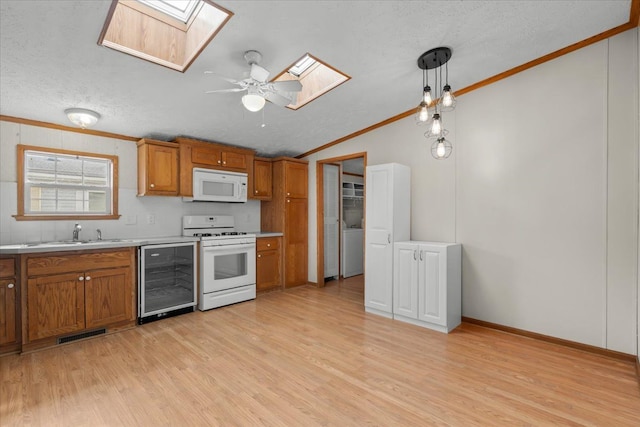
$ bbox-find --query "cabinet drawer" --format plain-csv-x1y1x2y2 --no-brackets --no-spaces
257,237,280,252
27,250,132,276
0,258,15,278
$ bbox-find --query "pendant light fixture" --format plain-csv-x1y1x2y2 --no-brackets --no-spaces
416,47,456,159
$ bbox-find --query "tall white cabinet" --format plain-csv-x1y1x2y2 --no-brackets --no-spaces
364,163,410,317
394,241,461,333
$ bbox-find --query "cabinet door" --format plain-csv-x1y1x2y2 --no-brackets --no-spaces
393,245,418,319
0,279,17,346
146,144,179,194
28,273,85,341
256,249,281,291
85,267,134,329
417,247,446,326
221,151,247,170
284,161,308,198
253,159,273,199
191,145,221,166
284,197,308,287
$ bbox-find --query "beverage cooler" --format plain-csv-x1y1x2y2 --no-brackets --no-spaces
138,242,197,324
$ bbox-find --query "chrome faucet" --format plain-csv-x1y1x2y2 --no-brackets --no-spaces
96,229,102,241
72,223,82,241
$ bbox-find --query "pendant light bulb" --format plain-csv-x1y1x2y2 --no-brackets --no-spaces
431,113,441,135
423,86,432,106
441,84,456,110
430,137,452,160
416,102,429,123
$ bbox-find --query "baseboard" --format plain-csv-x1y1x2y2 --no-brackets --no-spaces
462,317,636,362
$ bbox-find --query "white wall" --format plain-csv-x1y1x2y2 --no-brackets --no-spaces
304,28,639,354
0,122,261,244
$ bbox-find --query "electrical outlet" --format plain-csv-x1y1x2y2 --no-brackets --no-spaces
147,214,156,225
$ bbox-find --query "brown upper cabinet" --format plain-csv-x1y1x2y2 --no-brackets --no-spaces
284,161,308,199
252,158,273,200
174,137,254,197
137,139,179,196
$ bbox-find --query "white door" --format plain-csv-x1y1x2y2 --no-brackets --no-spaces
364,165,394,314
323,164,340,279
417,246,446,326
393,243,418,319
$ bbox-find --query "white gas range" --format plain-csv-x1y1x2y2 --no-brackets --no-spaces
182,215,256,310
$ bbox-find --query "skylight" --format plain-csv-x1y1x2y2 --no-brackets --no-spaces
137,0,200,24
288,54,316,77
272,53,350,110
99,0,233,72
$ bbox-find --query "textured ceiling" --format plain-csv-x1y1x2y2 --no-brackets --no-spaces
0,1,632,157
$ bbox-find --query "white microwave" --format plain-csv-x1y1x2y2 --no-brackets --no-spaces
187,168,248,203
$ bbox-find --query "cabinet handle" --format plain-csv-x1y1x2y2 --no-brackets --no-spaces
85,276,91,281
287,199,290,203
387,234,391,244
413,250,417,260
150,184,155,188
223,161,226,165
419,250,424,261
257,254,261,258
7,283,14,289
267,243,271,247
79,276,84,281
217,160,221,164
287,192,290,196
255,190,258,194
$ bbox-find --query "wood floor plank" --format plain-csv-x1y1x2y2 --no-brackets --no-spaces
1,275,638,426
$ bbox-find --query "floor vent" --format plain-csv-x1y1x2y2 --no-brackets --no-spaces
57,328,106,344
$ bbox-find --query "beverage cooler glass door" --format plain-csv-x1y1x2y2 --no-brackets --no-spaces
139,242,197,317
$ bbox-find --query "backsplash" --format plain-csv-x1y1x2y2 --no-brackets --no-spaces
0,120,261,245
0,181,261,245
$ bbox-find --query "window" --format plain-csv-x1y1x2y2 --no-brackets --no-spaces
15,145,119,221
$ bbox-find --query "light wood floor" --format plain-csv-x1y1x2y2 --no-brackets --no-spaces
2,275,639,426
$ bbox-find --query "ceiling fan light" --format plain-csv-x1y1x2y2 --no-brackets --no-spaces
64,108,100,128
241,93,266,112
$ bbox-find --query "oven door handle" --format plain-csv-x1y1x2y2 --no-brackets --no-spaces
202,243,256,252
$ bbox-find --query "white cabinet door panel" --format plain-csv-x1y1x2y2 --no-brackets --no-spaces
418,248,445,325
394,245,418,318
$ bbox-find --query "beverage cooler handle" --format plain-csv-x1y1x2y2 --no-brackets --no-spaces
150,253,160,257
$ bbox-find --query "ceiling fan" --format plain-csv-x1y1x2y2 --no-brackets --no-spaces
205,50,303,112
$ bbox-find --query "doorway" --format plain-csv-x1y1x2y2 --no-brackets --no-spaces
316,152,367,288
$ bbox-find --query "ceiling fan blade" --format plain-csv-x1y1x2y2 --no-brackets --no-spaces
205,88,246,94
250,64,270,83
268,80,302,92
263,91,293,107
204,71,243,85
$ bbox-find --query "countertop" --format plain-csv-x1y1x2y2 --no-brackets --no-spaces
253,231,284,238
0,236,199,255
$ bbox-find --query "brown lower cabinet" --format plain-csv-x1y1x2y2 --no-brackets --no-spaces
22,248,136,352
256,236,282,292
0,256,20,354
